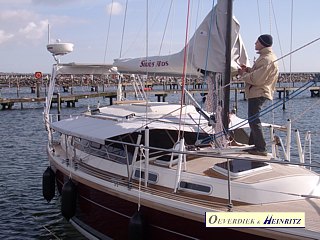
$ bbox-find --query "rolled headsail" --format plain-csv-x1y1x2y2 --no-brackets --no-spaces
113,0,249,76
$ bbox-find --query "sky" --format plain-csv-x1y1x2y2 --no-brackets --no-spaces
0,0,320,74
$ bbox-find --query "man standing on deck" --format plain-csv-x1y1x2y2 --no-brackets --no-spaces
238,34,279,156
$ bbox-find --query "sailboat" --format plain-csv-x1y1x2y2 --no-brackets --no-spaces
42,0,320,239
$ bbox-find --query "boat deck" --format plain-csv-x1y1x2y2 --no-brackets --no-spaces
181,152,317,184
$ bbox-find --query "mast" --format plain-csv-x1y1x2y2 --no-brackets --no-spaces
223,0,233,131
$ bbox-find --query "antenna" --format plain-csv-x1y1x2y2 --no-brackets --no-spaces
47,23,50,44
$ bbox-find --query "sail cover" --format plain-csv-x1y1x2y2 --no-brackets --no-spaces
113,0,249,76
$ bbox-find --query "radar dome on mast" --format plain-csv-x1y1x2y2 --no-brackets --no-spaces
47,39,74,56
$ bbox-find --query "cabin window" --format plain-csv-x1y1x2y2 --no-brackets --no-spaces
72,137,81,146
74,138,131,164
213,159,271,178
179,181,211,194
133,169,158,183
90,141,101,149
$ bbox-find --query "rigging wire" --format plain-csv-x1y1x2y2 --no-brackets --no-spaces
269,0,283,127
169,2,175,54
273,36,320,66
203,0,216,112
286,0,295,121
268,0,272,33
137,146,144,211
290,97,320,124
145,0,149,71
177,0,191,140
120,0,167,58
189,0,206,141
158,0,174,55
187,0,202,81
144,0,149,127
270,1,286,72
289,0,294,85
256,0,262,34
267,0,276,128
179,0,197,138
119,0,129,58
103,0,114,63
197,0,215,143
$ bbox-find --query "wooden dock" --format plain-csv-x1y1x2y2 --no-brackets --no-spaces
0,92,117,110
1,84,320,110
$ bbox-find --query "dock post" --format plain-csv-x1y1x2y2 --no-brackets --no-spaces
163,93,167,102
200,93,208,103
31,86,36,93
63,86,69,92
36,82,41,98
155,93,167,102
282,88,286,110
310,89,320,97
108,95,117,105
155,94,161,102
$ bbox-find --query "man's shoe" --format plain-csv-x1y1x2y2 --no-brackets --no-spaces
248,149,268,156
242,147,256,152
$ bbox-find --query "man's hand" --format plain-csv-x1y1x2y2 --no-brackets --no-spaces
238,64,248,76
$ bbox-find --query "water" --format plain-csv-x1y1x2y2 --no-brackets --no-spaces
0,107,87,239
0,85,319,239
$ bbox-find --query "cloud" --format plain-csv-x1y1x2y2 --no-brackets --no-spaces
19,19,49,40
31,0,77,5
0,9,34,21
0,9,50,44
1,0,31,5
0,30,14,44
106,2,123,15
0,8,78,45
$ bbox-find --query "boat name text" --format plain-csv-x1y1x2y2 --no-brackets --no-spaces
140,60,169,68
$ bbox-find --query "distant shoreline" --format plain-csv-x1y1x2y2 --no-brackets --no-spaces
0,72,319,88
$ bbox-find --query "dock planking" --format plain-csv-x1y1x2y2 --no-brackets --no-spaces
1,83,320,110
0,92,117,110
